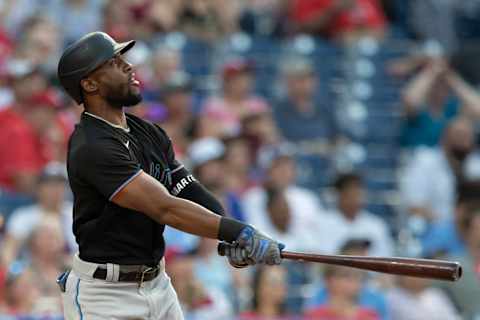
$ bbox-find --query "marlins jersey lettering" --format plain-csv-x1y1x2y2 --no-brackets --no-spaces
67,112,183,266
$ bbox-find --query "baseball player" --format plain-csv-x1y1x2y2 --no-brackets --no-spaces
56,32,283,319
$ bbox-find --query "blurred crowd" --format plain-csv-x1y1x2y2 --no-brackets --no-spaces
1,0,480,319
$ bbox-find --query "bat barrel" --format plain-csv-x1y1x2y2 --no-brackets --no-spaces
282,252,462,282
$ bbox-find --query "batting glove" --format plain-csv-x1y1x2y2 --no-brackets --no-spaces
236,226,284,265
223,243,249,269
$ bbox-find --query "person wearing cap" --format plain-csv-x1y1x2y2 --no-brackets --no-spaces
202,58,270,136
275,56,337,144
1,163,75,268
56,32,283,319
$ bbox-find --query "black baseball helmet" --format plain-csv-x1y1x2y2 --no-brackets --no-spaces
57,32,135,104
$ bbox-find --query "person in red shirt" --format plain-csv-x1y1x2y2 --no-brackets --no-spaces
289,0,387,42
0,89,67,194
304,265,380,320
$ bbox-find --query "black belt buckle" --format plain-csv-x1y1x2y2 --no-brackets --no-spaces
56,270,70,293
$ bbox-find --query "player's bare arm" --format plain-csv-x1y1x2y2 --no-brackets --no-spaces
111,170,222,239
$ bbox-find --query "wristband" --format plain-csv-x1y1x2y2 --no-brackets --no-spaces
218,217,248,243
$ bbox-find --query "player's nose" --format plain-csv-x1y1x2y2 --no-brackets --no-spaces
123,59,133,73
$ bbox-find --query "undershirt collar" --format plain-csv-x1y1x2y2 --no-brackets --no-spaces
84,111,130,133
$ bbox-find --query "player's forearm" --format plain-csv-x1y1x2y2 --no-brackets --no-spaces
158,196,246,242
158,196,222,239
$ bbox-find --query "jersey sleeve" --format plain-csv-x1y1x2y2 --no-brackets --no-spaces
75,139,142,200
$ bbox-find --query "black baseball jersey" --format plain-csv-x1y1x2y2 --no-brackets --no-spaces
67,112,183,266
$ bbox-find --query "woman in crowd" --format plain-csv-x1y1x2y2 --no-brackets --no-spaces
240,265,296,320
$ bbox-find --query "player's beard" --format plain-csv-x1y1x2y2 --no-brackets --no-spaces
105,85,142,108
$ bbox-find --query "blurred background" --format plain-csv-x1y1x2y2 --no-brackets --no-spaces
1,0,480,319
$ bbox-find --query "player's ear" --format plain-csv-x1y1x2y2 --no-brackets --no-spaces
80,77,99,94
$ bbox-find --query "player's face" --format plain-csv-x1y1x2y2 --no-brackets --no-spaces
92,54,142,108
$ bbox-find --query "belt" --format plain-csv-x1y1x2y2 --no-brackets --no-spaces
93,265,160,283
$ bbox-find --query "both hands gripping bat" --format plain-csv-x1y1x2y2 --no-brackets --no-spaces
217,242,462,281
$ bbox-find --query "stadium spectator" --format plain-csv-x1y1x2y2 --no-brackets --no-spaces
274,57,337,145
156,72,195,159
26,217,66,314
3,59,49,108
241,110,281,161
238,0,288,37
306,240,389,320
48,0,103,46
192,238,237,303
400,58,480,148
179,0,241,42
289,0,387,42
435,206,480,319
203,59,270,136
102,0,138,40
143,47,182,103
243,146,326,252
386,275,460,320
1,163,75,267
14,15,61,71
0,68,66,194
0,0,52,37
421,182,480,257
400,117,480,224
222,136,257,195
247,186,318,251
239,265,293,319
408,1,458,54
2,262,40,315
305,265,380,320
136,0,183,36
318,173,394,256
408,0,480,54
166,251,233,320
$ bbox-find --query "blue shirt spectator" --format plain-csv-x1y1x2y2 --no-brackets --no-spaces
421,218,466,257
275,98,337,143
401,59,480,149
274,57,337,144
401,97,459,148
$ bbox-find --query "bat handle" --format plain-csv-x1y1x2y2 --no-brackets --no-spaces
217,242,229,256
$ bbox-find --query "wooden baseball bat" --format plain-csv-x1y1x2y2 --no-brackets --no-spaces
217,242,462,281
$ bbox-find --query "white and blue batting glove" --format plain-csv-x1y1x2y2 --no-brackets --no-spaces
235,226,284,265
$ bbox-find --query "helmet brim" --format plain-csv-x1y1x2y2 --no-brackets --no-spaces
114,40,136,55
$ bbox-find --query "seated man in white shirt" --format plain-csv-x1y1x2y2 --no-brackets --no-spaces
400,116,480,225
242,146,326,252
319,173,394,256
245,186,319,252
